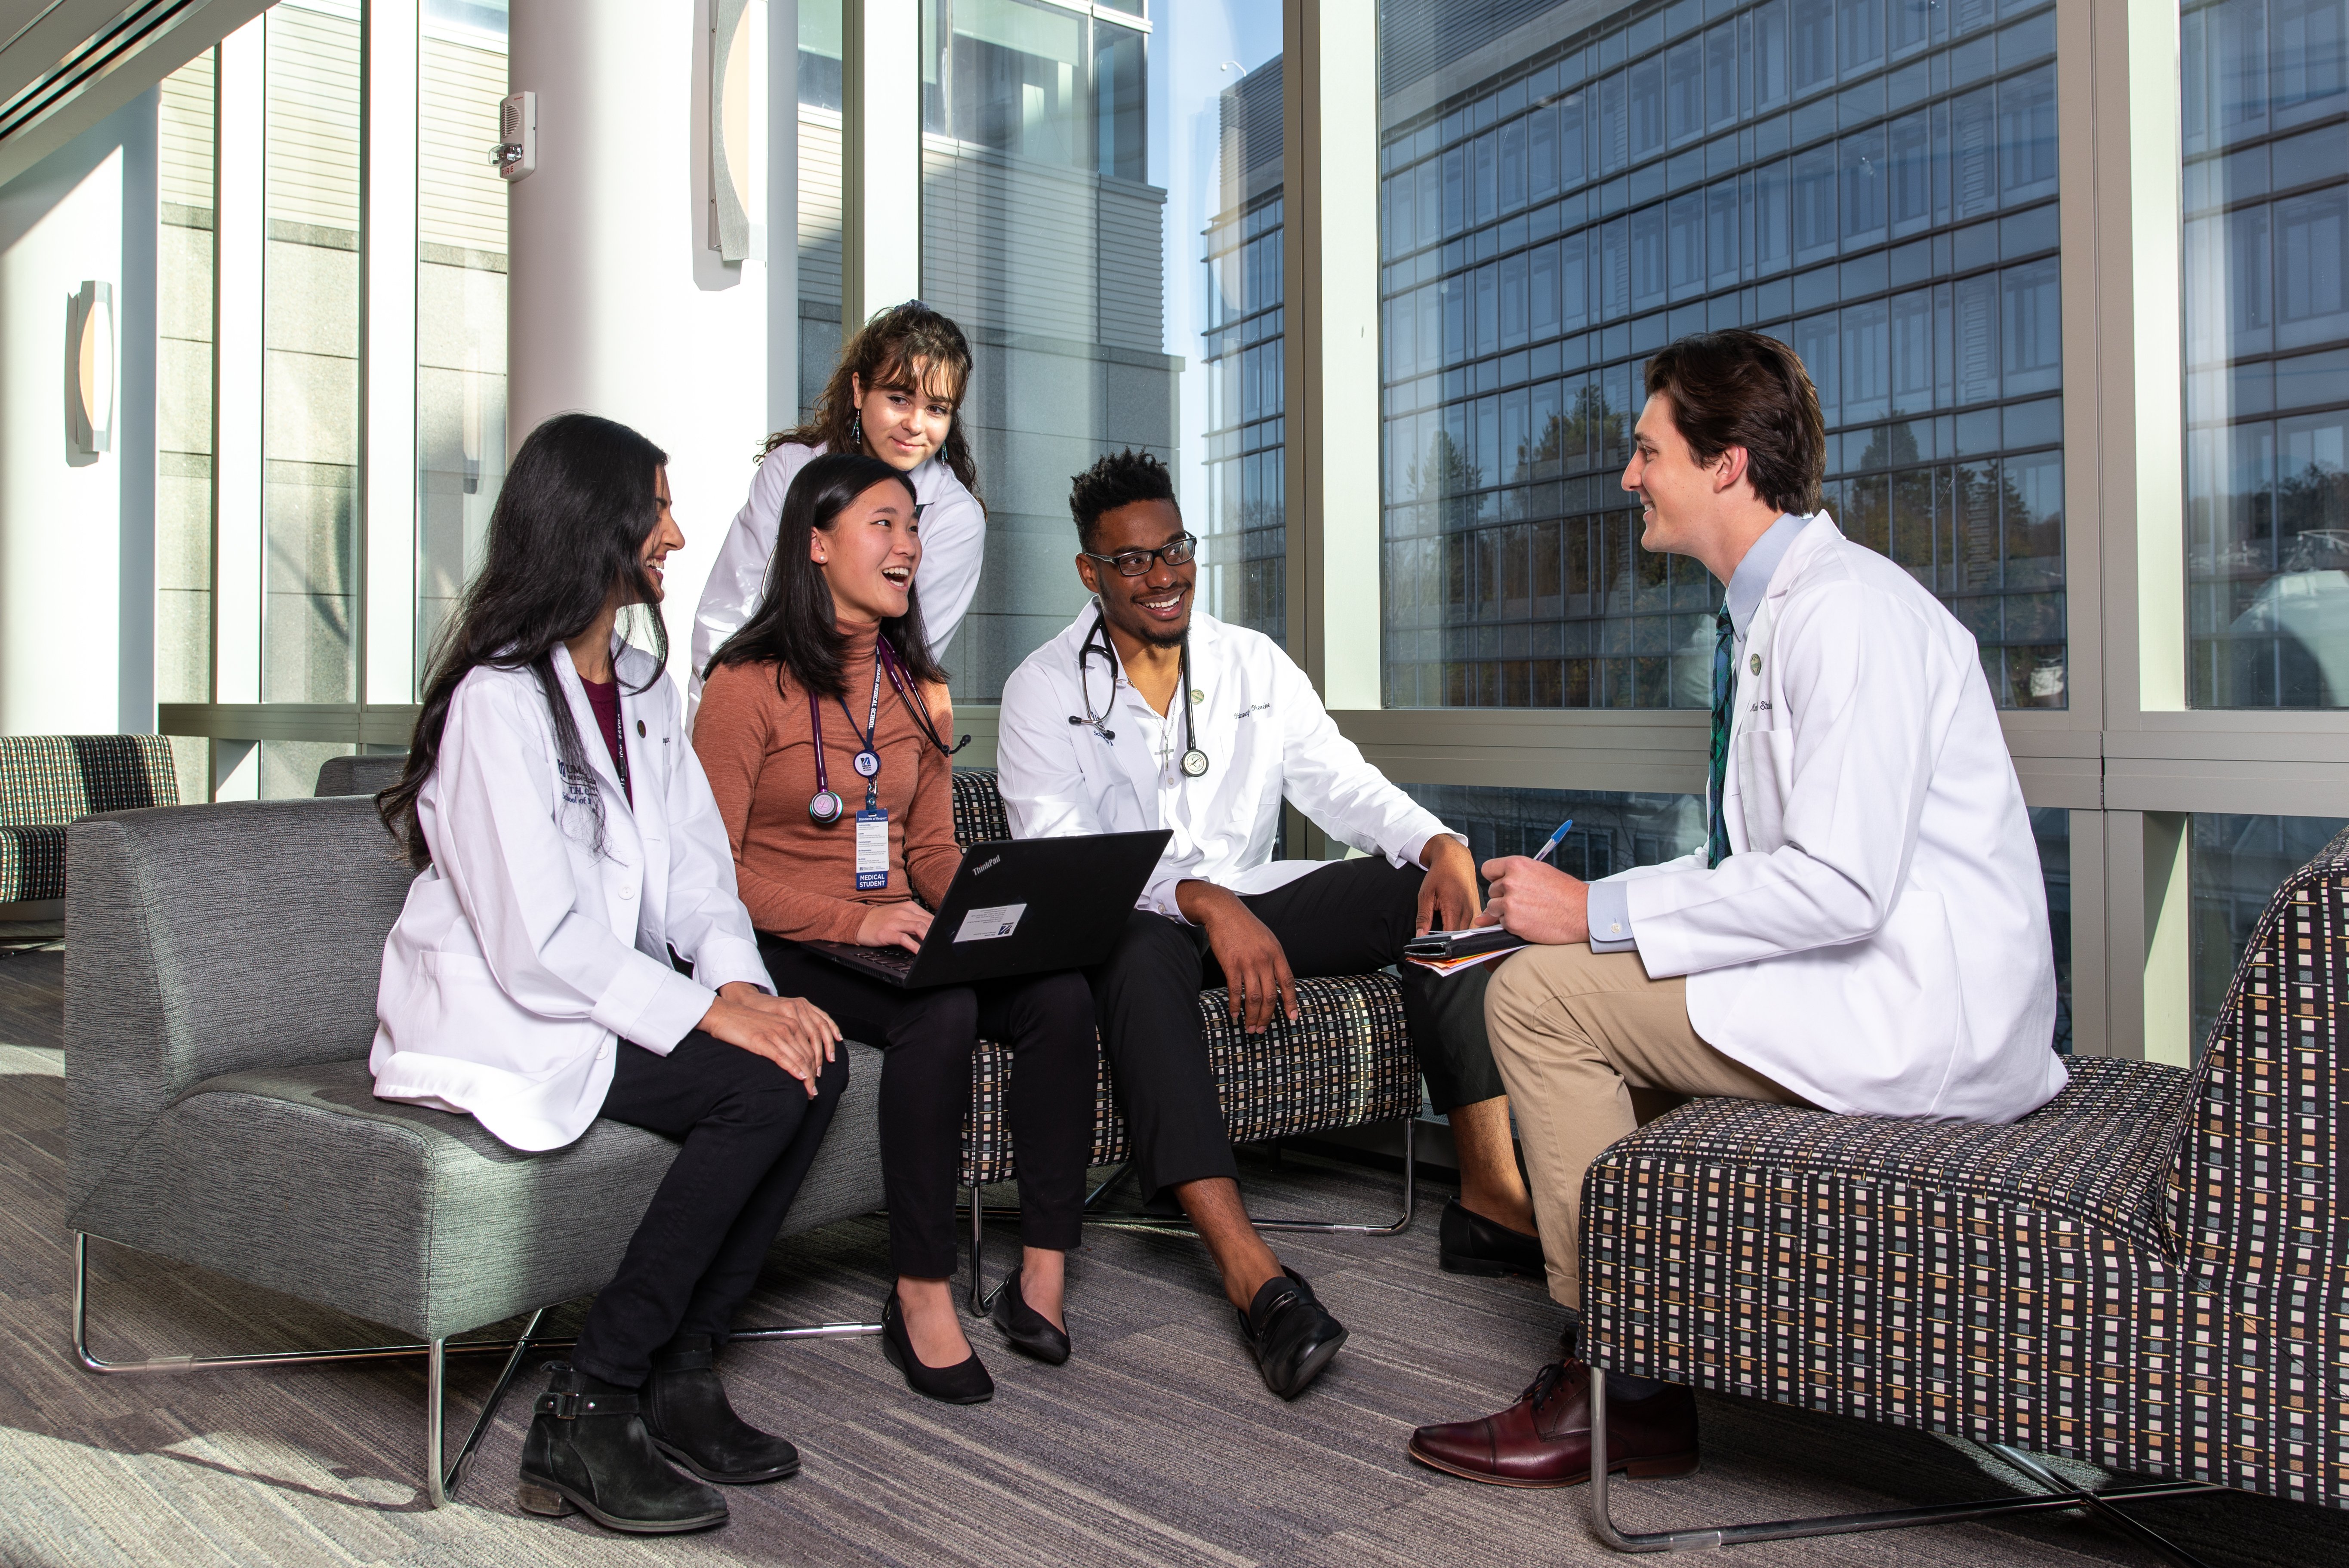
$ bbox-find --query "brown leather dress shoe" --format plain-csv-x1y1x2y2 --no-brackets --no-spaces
1407,1361,1698,1488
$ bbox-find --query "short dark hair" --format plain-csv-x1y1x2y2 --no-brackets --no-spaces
1070,448,1177,551
1643,331,1825,517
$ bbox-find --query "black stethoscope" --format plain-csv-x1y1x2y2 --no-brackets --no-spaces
808,636,962,824
1069,606,1209,779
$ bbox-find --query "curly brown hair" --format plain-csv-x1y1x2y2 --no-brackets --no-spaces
765,300,982,505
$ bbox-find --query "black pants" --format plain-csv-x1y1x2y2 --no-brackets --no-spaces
1086,855,1506,1198
760,936,1096,1280
572,1029,848,1388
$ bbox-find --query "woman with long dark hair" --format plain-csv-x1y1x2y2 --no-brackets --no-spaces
372,413,845,1536
691,301,984,723
694,453,1094,1404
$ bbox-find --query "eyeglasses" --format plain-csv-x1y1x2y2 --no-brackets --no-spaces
1083,533,1197,577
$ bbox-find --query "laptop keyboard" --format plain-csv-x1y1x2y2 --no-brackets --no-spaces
854,944,917,979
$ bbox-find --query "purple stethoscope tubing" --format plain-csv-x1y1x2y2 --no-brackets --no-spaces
805,637,956,826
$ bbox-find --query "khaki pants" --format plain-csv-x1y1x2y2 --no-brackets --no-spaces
1484,942,1808,1310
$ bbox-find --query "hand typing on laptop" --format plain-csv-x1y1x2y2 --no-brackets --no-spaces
858,900,931,954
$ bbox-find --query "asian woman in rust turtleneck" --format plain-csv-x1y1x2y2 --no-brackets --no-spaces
694,453,1094,1405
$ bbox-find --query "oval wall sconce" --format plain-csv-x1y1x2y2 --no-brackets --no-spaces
709,0,754,261
68,279,113,457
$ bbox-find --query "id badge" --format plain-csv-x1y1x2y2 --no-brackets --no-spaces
854,807,889,891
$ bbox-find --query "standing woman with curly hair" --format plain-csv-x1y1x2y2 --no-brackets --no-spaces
371,413,846,1537
692,301,984,724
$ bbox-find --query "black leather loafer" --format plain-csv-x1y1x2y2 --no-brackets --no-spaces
643,1334,800,1484
518,1363,729,1534
881,1290,994,1404
1235,1266,1347,1400
988,1267,1072,1365
1438,1196,1546,1279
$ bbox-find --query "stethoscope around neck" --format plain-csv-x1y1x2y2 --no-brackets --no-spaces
1069,605,1209,779
808,635,961,825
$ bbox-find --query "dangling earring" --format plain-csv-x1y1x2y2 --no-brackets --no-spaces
849,410,863,453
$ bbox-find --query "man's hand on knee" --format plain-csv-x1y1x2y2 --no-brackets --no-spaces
1177,880,1299,1033
1415,833,1483,935
1479,856,1591,946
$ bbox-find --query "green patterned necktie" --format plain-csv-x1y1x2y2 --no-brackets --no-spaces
1706,601,1734,869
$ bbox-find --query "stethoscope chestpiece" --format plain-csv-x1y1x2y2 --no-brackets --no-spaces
808,789,845,825
1181,748,1210,778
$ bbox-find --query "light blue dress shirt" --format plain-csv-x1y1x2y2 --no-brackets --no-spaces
1586,513,1806,953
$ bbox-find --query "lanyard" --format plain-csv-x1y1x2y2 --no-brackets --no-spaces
807,646,888,824
837,653,885,809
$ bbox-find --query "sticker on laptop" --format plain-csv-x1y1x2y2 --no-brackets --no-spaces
953,903,1027,943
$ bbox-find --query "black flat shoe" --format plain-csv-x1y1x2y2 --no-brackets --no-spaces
988,1266,1072,1365
643,1334,800,1484
518,1363,729,1534
881,1290,994,1404
1235,1267,1347,1400
1438,1196,1546,1279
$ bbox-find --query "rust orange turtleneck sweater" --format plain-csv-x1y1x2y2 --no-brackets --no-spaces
694,622,960,942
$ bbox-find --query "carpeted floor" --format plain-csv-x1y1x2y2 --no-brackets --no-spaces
3,946,2343,1568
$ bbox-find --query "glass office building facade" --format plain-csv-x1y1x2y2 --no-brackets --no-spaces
84,0,2349,1065
2180,0,2349,709
1377,0,2065,713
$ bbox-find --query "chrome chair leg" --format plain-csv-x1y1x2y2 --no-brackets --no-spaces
71,1232,882,1507
1584,1369,2227,1556
1088,1118,1420,1238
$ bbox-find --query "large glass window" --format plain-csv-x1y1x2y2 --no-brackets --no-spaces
2191,812,2349,1047
801,0,846,413
1377,0,2065,712
921,0,1285,702
2181,0,2349,708
157,52,217,804
259,0,365,798
261,0,363,730
414,0,511,687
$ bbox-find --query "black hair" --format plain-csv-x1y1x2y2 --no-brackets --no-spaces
707,452,948,702
1069,448,1178,553
379,412,669,869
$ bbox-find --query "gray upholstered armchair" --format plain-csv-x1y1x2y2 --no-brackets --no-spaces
65,795,886,1506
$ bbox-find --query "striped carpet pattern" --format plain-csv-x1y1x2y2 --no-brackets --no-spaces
2,952,2341,1567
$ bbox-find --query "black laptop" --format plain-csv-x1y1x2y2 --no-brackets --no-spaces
799,829,1172,989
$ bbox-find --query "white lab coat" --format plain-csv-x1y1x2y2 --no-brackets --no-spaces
997,606,1459,920
370,641,774,1152
688,441,985,713
1603,514,2067,1124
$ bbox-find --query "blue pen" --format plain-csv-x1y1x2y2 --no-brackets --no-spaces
1532,818,1575,864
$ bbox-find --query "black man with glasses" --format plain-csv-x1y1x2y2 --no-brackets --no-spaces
995,450,1543,1402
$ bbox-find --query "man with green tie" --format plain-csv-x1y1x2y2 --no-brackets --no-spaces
1405,329,2065,1491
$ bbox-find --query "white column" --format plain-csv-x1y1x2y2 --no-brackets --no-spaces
211,15,266,797
364,0,421,706
1282,0,1382,709
841,0,919,332
508,0,770,693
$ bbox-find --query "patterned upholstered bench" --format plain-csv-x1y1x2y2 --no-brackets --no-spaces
947,768,1424,1305
1574,826,2349,1553
1,734,177,924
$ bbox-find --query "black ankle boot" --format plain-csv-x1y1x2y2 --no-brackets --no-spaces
643,1334,801,1484
518,1363,729,1534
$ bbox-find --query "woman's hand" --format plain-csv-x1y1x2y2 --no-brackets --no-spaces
700,981,840,1095
855,900,932,953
